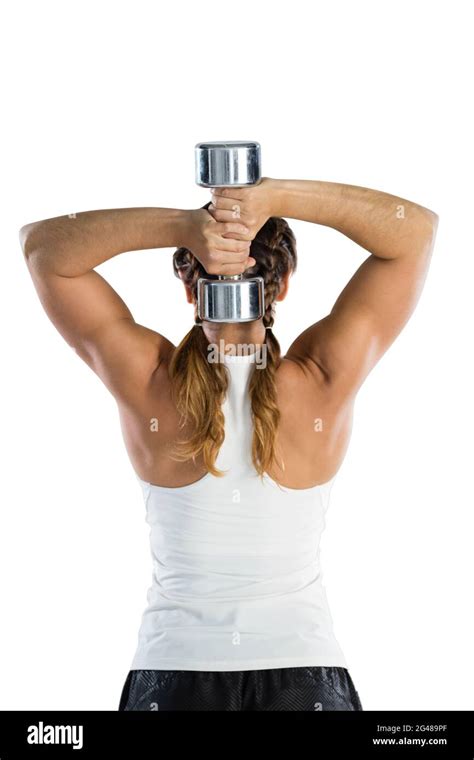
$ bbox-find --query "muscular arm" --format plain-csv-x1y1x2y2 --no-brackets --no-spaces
19,208,191,403
20,205,252,403
271,179,439,394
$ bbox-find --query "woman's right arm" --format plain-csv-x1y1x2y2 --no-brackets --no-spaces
211,178,439,396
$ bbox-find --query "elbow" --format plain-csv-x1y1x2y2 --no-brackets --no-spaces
19,221,40,261
426,208,439,250
425,207,439,232
19,220,52,267
413,205,439,256
19,223,31,257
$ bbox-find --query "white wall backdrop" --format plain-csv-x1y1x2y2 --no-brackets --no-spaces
1,0,472,710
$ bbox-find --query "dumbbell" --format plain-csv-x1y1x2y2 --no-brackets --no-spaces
194,141,265,323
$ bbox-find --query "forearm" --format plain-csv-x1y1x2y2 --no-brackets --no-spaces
270,178,438,260
20,207,190,276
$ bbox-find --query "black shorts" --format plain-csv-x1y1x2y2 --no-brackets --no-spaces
118,666,363,711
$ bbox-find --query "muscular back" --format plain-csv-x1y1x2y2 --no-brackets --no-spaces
20,183,438,492
118,341,353,489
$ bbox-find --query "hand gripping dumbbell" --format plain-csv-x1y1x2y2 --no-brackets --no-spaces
194,141,265,323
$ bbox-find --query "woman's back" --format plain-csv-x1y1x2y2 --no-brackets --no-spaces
129,348,348,671
119,340,353,491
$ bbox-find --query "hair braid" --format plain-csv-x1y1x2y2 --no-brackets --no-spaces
170,207,297,480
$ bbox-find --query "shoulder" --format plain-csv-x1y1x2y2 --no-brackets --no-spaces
278,350,353,415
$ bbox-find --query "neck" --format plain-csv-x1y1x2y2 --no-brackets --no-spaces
202,319,267,355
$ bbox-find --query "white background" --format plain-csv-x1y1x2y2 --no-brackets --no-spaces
1,0,472,710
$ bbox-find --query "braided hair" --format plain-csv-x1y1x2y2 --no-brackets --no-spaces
169,204,297,481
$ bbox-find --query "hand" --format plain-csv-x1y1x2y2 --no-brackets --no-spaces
183,208,256,276
207,176,276,240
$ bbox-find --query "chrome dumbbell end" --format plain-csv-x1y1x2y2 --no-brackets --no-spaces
197,273,265,323
195,140,262,188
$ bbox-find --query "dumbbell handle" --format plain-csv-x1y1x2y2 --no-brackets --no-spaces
194,141,264,322
195,140,261,280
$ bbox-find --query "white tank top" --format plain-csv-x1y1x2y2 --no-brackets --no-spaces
130,350,348,671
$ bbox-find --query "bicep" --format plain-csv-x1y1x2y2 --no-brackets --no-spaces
287,238,436,394
28,266,169,401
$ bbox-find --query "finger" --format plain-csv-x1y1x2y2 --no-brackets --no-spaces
221,234,252,243
208,249,250,268
215,221,250,238
212,187,248,201
209,210,246,236
206,205,219,222
218,257,257,275
215,237,251,256
208,204,234,221
212,261,255,276
211,194,244,219
209,204,250,230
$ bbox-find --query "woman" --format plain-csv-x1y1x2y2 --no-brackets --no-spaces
20,176,438,711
